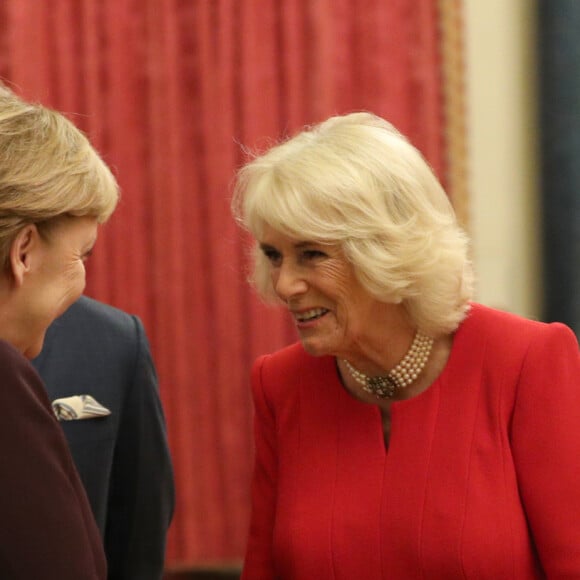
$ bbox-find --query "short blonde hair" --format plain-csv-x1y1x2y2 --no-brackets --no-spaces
0,83,119,270
232,112,474,336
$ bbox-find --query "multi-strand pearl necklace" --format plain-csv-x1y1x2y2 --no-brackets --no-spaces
342,331,434,400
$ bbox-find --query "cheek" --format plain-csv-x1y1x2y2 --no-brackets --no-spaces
64,263,87,300
75,264,87,293
329,276,358,311
332,280,371,332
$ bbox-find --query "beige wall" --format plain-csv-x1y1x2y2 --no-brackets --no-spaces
464,0,542,319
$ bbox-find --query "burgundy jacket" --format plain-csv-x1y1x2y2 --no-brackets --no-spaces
0,339,106,579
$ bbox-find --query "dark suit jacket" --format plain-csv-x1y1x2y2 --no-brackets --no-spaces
33,296,175,580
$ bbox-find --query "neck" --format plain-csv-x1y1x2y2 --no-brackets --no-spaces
341,330,435,400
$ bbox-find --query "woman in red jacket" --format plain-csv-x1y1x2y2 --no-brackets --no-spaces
232,112,580,579
0,83,118,578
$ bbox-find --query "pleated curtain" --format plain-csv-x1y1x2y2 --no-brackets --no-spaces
0,0,452,568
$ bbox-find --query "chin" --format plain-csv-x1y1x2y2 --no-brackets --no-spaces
299,338,332,358
23,337,45,360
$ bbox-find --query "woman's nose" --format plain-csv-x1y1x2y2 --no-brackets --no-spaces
273,261,308,301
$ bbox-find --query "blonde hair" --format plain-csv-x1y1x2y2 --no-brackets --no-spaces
0,83,119,270
232,112,474,336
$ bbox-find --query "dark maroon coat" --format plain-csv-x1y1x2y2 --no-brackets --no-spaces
0,339,106,579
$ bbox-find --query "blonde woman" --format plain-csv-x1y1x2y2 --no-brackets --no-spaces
232,112,580,579
0,83,118,579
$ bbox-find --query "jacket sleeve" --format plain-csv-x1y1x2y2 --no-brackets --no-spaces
510,323,580,577
242,355,278,580
104,316,175,580
0,342,106,579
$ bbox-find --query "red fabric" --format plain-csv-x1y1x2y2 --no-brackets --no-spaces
244,304,580,579
0,0,446,566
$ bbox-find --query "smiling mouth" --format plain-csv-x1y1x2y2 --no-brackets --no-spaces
294,308,329,322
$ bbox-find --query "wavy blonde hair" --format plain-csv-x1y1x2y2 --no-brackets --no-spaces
232,112,474,336
0,83,119,270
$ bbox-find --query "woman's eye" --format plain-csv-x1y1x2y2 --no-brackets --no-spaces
263,249,282,266
302,249,326,260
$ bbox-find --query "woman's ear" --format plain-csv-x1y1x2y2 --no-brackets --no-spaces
9,224,40,286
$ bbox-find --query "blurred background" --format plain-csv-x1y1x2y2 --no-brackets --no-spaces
0,0,577,577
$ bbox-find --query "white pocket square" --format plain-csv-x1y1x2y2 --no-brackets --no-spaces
52,395,111,421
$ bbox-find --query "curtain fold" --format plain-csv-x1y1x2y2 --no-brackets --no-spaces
0,0,451,567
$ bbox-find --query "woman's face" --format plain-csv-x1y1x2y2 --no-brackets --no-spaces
259,225,395,358
13,216,98,358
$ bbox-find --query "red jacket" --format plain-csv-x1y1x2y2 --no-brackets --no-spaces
243,304,580,579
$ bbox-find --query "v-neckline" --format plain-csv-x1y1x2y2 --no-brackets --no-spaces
328,319,468,457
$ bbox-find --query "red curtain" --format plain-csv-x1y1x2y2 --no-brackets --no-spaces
0,0,447,568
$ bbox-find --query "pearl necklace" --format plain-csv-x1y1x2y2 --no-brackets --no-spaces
342,331,434,399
